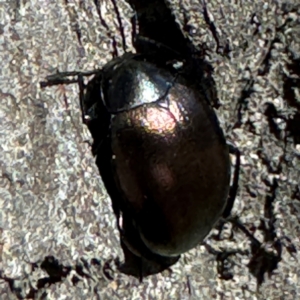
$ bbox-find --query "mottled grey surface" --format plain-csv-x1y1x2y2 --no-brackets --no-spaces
0,0,299,299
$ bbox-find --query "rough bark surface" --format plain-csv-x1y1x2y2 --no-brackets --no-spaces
0,0,299,299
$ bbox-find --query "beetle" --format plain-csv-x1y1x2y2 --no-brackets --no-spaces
39,0,243,280
41,45,238,279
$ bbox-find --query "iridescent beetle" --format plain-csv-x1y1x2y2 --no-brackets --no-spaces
41,1,240,280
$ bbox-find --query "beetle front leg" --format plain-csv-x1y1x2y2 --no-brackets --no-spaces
40,69,101,88
40,70,101,128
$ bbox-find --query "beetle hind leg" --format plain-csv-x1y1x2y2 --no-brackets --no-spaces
223,143,241,218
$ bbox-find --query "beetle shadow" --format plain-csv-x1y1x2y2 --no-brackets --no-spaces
100,0,231,280
40,0,299,286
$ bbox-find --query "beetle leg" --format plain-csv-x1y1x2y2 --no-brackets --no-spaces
77,74,99,127
40,71,103,128
223,143,241,218
40,70,101,88
40,77,79,88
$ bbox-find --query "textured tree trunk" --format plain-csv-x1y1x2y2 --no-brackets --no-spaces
0,0,299,298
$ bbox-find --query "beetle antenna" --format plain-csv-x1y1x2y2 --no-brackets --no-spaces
136,36,183,58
